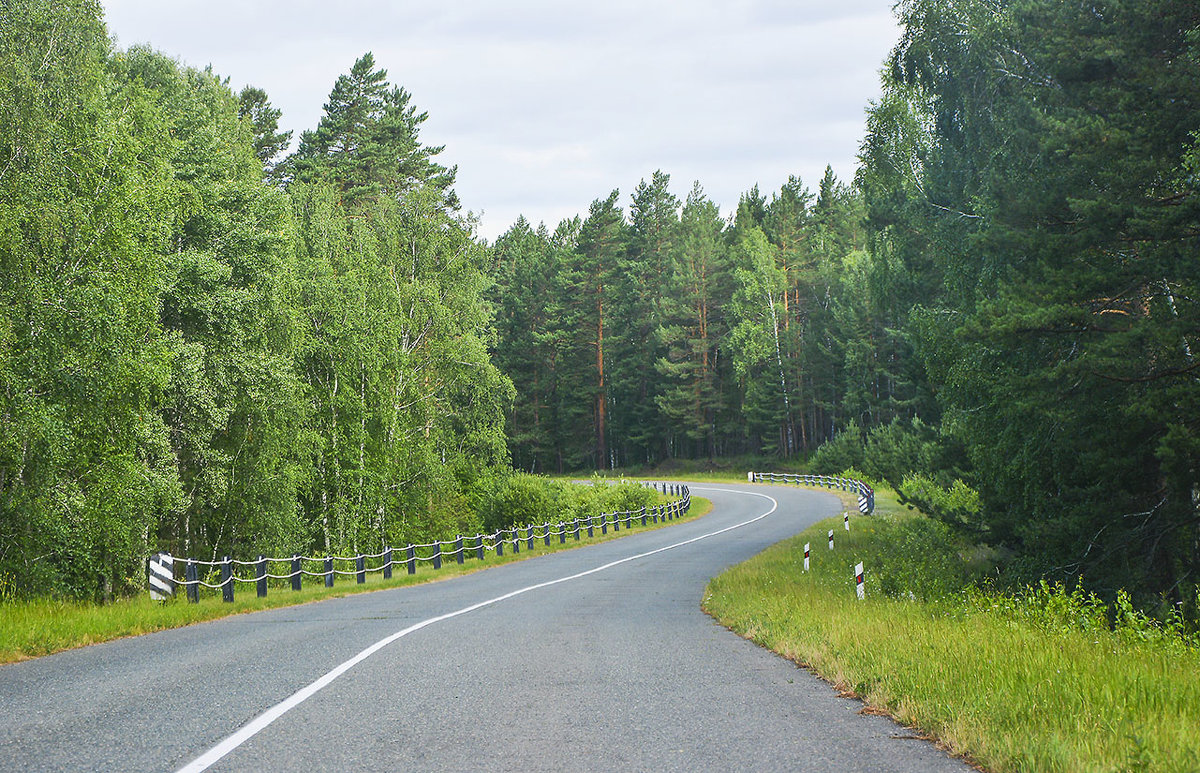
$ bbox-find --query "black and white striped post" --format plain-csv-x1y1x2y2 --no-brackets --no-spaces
148,553,174,601
803,543,810,572
828,530,834,550
855,562,865,600
844,512,850,531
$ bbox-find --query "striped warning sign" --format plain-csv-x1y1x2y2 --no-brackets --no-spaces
148,553,174,601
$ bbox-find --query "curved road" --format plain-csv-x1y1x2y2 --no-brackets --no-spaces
0,483,970,772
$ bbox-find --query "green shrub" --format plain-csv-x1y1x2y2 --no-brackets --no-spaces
809,420,866,474
474,473,658,532
866,517,972,601
484,473,563,531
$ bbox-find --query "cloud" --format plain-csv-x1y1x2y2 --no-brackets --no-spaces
101,0,900,239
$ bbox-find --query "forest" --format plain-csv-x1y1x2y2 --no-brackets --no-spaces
1,0,1198,611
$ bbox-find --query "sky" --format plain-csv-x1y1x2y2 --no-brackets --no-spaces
100,1,902,241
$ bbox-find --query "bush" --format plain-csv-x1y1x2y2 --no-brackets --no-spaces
809,420,866,475
867,517,973,601
899,473,981,529
475,474,657,532
483,473,563,531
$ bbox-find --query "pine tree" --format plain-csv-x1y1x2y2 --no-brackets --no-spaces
283,52,457,208
574,191,627,469
655,183,729,458
237,85,293,181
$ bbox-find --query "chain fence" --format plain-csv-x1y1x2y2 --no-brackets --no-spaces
148,483,692,602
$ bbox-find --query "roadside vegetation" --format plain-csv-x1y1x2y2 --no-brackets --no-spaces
705,484,1200,773
0,488,709,665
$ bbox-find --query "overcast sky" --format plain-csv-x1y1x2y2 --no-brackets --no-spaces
101,1,901,241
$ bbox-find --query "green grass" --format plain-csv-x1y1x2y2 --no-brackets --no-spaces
0,496,712,664
703,493,1200,773
556,456,811,485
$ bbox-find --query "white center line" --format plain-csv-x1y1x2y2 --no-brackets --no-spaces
176,486,777,773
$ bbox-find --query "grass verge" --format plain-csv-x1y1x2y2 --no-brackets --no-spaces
703,492,1200,773
0,496,712,665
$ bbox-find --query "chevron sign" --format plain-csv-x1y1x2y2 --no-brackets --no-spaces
148,553,174,601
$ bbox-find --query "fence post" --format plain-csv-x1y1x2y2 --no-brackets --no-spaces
497,534,504,557
291,555,302,591
601,514,608,535
324,557,334,587
257,555,268,598
588,518,594,538
513,531,520,553
526,528,534,551
641,506,647,526
384,548,393,580
613,513,620,532
221,557,234,603
433,544,442,570
573,519,580,541
559,522,566,544
356,555,366,584
543,525,551,547
456,536,464,565
186,560,198,604
477,535,485,561
406,545,416,574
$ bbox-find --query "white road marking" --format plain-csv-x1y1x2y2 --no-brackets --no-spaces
177,486,777,773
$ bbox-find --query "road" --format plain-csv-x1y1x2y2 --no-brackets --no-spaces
0,482,971,772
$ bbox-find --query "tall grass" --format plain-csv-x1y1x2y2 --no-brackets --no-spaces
704,503,1200,773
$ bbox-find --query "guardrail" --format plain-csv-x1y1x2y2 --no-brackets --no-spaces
747,471,874,515
147,483,691,602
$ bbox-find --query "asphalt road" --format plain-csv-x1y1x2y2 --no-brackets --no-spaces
0,482,972,772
